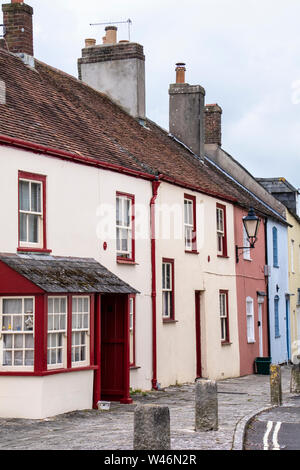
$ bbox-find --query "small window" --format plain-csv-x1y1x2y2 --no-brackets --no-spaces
297,289,300,306
243,225,251,260
216,204,227,257
72,297,90,367
272,227,279,267
18,171,47,251
129,296,136,366
219,291,229,343
274,296,280,338
0,297,34,370
162,259,175,320
116,193,135,261
246,297,255,343
47,297,67,369
184,195,197,252
291,240,295,273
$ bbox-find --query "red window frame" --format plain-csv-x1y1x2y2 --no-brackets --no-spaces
129,294,136,367
216,203,228,258
219,290,230,344
17,170,51,254
184,194,198,254
162,258,175,322
116,192,135,264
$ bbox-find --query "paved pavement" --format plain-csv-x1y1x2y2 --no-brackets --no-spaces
0,365,295,451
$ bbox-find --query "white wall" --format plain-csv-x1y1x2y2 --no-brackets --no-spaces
0,146,153,392
0,371,93,419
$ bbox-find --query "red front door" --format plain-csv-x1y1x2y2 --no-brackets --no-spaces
100,294,132,404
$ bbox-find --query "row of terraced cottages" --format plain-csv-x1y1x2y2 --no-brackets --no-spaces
0,0,296,419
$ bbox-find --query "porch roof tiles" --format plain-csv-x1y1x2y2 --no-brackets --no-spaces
0,253,138,294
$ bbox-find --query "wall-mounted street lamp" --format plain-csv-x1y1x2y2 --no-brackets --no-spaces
236,207,261,263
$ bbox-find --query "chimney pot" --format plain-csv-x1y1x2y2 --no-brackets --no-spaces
85,38,96,48
104,26,117,44
175,62,186,84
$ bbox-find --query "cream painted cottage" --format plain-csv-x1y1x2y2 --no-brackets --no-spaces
0,0,289,419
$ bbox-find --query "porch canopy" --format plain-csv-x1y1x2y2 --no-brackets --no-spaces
0,253,139,294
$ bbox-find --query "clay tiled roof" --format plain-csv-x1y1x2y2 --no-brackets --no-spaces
0,48,286,222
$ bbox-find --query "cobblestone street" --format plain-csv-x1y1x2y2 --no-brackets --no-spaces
0,366,293,450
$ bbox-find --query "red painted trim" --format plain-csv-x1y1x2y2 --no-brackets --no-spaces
117,260,138,265
129,294,136,367
0,135,237,204
67,294,72,369
18,170,50,253
184,193,197,252
220,290,230,344
93,294,101,409
17,248,52,254
150,179,161,391
121,294,133,404
34,294,47,373
195,291,202,379
1,135,155,182
0,366,98,377
162,258,175,321
116,192,135,263
89,295,95,366
217,203,228,258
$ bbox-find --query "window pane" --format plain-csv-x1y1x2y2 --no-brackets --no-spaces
28,214,39,243
3,351,12,366
14,351,23,366
24,298,33,314
31,183,41,213
116,197,121,225
3,299,22,314
19,181,30,211
20,213,27,242
121,229,129,252
125,198,131,227
25,350,34,366
3,335,12,349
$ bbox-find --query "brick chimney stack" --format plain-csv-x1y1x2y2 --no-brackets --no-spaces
2,0,34,56
205,104,222,146
169,63,206,157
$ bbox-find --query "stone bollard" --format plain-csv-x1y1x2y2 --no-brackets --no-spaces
195,379,218,431
134,404,171,450
290,364,300,393
270,364,282,406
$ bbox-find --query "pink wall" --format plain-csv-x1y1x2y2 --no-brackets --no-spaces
234,206,269,376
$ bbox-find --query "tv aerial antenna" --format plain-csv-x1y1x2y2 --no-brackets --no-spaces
90,19,132,42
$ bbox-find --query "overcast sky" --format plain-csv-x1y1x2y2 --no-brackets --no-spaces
5,0,300,188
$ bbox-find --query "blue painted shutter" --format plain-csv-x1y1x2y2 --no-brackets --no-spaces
274,296,280,338
272,227,278,267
